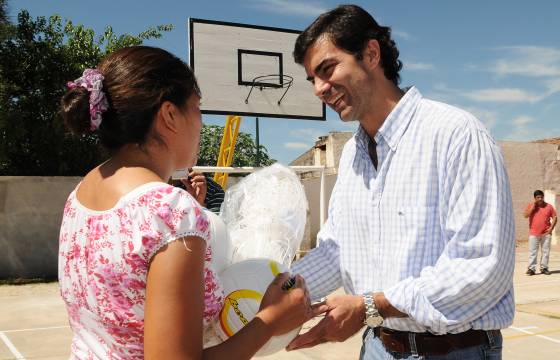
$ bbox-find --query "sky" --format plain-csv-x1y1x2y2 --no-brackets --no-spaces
7,0,560,164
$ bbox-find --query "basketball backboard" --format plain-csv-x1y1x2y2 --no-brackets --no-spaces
189,18,325,120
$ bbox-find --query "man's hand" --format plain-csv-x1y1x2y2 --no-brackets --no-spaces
181,170,207,207
524,203,536,218
286,294,365,351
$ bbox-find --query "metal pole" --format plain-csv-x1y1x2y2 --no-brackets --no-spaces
255,117,260,167
175,165,325,176
320,168,325,228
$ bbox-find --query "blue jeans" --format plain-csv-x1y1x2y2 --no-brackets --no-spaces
359,327,502,360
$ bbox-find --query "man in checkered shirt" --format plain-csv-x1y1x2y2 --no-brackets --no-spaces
288,5,515,359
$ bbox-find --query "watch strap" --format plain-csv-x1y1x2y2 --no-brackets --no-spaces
362,292,380,325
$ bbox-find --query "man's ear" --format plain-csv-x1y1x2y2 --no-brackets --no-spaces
157,101,180,134
362,39,381,70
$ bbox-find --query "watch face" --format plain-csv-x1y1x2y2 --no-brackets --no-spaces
366,316,383,328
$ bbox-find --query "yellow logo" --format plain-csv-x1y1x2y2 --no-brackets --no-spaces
218,260,281,337
219,289,262,337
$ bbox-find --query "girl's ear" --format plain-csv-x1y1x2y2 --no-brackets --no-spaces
156,101,180,134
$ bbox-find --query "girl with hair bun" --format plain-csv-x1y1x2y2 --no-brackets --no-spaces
58,46,311,359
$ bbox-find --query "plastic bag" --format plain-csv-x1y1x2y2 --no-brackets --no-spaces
220,163,308,267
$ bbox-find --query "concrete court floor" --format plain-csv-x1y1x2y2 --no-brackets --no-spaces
1,243,559,360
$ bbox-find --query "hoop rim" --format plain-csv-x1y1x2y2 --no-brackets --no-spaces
247,74,294,89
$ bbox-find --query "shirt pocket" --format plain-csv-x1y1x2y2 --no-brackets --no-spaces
382,205,434,236
380,205,440,272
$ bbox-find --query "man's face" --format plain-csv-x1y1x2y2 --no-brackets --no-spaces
302,36,374,122
535,195,544,205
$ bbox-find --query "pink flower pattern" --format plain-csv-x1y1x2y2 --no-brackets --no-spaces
58,183,224,359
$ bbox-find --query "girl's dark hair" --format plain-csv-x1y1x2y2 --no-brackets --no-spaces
293,4,402,85
60,46,200,151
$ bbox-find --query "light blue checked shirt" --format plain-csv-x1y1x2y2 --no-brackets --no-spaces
292,87,515,335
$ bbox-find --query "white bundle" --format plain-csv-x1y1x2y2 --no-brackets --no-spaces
220,163,308,267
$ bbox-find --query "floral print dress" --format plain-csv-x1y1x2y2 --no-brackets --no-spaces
58,182,224,359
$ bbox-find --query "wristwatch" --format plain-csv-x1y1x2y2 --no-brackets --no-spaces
362,292,383,327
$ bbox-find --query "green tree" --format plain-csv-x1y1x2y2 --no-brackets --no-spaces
0,8,172,175
197,125,275,167
0,0,7,26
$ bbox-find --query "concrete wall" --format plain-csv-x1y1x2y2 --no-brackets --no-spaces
0,174,247,279
290,146,315,167
299,174,337,253
290,132,353,171
0,177,81,279
1,139,558,278
329,132,353,169
500,141,560,242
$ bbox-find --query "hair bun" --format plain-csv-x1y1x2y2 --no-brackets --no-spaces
60,86,92,135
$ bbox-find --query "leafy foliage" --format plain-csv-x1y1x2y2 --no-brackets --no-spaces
198,125,275,167
0,7,172,175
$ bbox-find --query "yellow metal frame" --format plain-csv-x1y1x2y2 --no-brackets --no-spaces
214,115,242,188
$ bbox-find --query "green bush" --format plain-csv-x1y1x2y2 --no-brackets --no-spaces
0,6,172,175
198,125,275,167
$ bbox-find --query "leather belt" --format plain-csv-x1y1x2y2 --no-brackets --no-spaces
372,327,500,356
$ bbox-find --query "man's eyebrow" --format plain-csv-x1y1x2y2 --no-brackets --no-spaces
306,58,333,82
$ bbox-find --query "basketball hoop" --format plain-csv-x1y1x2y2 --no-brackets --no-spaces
244,74,294,105
190,19,324,120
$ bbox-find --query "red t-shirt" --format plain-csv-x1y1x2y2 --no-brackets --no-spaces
526,202,557,236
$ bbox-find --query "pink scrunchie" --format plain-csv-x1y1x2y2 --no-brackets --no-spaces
67,69,109,131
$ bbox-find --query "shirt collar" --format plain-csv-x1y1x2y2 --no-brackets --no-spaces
355,86,422,152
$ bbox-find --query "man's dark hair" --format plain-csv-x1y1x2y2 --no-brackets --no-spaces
293,4,402,85
534,190,544,197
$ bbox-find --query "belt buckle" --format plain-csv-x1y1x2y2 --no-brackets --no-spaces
379,328,407,354
419,333,456,356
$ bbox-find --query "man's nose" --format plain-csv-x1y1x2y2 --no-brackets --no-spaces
314,78,331,99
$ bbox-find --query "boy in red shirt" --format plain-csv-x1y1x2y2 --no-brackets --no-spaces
524,190,557,275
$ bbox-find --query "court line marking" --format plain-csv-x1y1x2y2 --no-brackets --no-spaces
515,279,560,287
505,329,560,341
0,331,26,359
0,325,70,333
515,305,560,319
509,326,560,344
514,326,538,330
